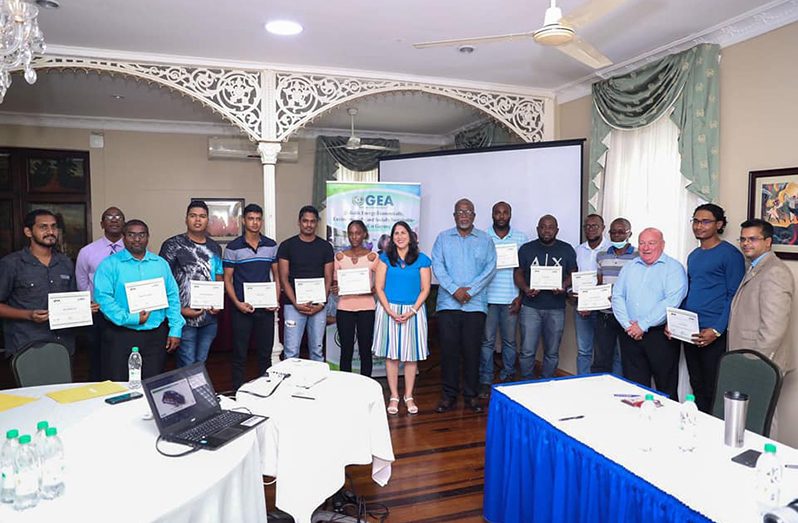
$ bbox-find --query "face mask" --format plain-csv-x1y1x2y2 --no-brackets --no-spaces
611,240,628,249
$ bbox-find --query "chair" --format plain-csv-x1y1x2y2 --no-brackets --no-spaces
11,340,73,387
711,349,782,437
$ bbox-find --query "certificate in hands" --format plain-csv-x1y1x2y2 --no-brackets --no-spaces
48,291,93,330
571,270,598,294
495,243,519,270
189,280,224,310
529,265,563,290
125,277,168,313
666,307,700,344
244,282,278,309
295,277,327,304
337,268,371,296
577,284,612,311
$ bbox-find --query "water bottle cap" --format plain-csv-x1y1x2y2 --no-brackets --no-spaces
686,394,695,402
18,435,31,445
765,443,777,454
132,346,140,353
37,420,49,430
45,427,57,437
644,394,654,401
5,429,18,439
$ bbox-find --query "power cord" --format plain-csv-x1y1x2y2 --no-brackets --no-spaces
154,435,201,458
324,474,389,522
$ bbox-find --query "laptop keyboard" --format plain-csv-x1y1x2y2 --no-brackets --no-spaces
176,410,251,443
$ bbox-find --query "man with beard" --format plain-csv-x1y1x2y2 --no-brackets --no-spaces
94,219,184,380
0,209,85,355
76,206,125,380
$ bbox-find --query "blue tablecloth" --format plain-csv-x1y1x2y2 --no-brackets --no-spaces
483,378,713,523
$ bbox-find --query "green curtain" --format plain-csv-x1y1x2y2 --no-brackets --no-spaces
313,135,400,210
588,43,720,211
454,121,513,149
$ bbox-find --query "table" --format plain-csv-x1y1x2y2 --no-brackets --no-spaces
484,374,798,523
0,383,267,523
236,370,395,523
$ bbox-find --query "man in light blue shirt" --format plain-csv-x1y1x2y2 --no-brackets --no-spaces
611,227,687,399
479,202,527,397
94,219,185,381
432,198,497,413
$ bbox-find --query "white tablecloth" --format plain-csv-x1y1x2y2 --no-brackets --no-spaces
498,374,798,523
236,371,394,523
0,383,267,523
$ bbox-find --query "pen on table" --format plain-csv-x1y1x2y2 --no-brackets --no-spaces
613,393,639,398
558,415,585,422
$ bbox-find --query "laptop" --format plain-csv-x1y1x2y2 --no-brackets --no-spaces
142,363,266,450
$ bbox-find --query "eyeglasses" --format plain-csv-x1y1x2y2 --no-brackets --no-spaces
103,214,124,221
125,232,148,240
454,210,475,217
738,236,765,244
691,219,718,226
583,224,602,229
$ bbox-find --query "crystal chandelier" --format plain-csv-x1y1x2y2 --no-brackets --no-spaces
0,0,46,103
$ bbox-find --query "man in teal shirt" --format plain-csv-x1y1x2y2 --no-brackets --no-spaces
94,219,185,380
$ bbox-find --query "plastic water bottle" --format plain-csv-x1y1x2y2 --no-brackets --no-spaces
13,435,39,511
0,429,19,503
678,394,698,452
756,443,782,514
128,346,142,389
40,427,65,500
34,421,49,457
639,394,656,452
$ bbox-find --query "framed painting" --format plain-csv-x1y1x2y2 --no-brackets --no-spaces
0,153,10,191
27,155,88,193
0,200,12,258
748,167,798,260
195,198,244,243
26,202,88,260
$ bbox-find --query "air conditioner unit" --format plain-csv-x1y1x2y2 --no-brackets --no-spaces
207,136,299,163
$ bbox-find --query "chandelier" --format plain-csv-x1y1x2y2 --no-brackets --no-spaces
0,0,46,103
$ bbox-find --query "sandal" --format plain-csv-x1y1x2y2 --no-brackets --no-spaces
387,397,400,416
404,396,419,416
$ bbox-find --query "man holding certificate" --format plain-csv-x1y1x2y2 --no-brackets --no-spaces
94,219,185,380
514,215,577,380
278,205,334,362
160,200,224,368
223,203,280,391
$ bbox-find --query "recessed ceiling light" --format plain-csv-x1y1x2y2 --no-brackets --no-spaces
110,94,125,100
265,20,303,36
458,45,475,54
35,0,60,8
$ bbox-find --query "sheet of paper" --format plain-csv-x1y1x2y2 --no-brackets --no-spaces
48,290,93,330
666,307,700,344
577,284,613,311
125,277,168,313
495,243,519,270
529,265,563,290
0,393,38,413
244,282,278,309
571,271,598,294
189,280,224,309
46,381,128,404
295,277,327,304
337,267,371,296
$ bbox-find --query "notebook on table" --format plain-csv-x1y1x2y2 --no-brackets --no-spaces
142,363,266,450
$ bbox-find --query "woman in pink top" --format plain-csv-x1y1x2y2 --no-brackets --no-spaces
333,220,378,376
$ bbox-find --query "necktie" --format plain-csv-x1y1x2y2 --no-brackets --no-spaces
110,244,118,255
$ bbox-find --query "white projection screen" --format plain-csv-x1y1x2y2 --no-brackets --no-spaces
379,140,584,255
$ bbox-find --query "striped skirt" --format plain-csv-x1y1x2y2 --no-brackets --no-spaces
371,302,429,362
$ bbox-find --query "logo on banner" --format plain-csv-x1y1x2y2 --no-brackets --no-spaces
352,194,394,207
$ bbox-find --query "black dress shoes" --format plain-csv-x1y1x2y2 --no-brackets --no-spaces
467,398,483,413
435,397,456,413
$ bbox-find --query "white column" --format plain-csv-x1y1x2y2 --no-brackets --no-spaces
257,141,283,365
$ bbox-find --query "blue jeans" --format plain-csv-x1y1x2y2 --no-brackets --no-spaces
283,304,326,361
574,310,598,375
479,304,519,384
519,306,565,379
178,322,218,368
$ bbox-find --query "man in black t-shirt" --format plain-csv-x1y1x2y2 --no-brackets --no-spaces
277,205,334,361
514,214,577,379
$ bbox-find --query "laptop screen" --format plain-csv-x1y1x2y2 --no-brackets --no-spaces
143,363,221,433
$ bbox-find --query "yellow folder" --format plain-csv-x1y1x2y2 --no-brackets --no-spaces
46,381,129,404
0,393,38,412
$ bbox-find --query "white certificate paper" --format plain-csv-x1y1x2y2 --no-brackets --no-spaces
243,282,278,309
295,277,327,304
189,280,224,310
571,270,598,294
125,277,168,313
337,268,371,296
666,307,700,344
48,291,93,330
577,284,613,311
495,243,519,269
529,265,563,290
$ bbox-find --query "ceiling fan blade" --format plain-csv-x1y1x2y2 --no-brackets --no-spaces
413,32,533,49
560,0,629,29
556,36,612,69
359,144,398,151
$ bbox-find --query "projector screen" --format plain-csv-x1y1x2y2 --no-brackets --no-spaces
379,140,584,256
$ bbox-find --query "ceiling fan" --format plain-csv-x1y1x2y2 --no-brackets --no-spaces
413,0,628,70
327,108,399,152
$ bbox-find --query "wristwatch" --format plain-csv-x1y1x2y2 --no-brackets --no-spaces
711,328,722,338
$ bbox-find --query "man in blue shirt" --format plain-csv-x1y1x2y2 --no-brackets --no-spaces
611,228,687,399
432,198,497,413
94,219,185,380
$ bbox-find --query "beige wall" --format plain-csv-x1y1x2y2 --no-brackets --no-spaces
555,21,798,444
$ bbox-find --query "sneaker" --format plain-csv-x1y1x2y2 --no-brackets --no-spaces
478,384,491,399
